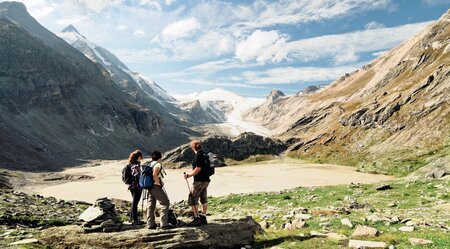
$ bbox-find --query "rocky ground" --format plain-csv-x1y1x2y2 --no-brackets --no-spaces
207,179,449,248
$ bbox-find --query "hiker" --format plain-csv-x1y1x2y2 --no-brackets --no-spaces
146,150,174,230
184,140,210,226
126,150,144,225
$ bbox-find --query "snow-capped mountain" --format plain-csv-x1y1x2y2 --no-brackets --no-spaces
59,25,175,106
175,88,272,136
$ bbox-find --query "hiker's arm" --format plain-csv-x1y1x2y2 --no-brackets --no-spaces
153,165,161,186
186,167,201,178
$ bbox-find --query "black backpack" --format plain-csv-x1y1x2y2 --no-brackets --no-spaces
122,164,132,185
203,152,215,177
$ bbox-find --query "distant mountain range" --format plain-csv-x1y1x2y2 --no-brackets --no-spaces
244,9,450,175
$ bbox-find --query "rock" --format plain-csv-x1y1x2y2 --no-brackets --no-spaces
78,206,104,222
291,219,306,229
391,216,400,224
9,238,39,245
349,240,387,248
375,184,392,191
259,221,270,230
388,202,397,207
400,218,412,223
295,214,312,220
100,219,115,228
40,217,261,249
409,238,433,246
163,132,287,168
267,90,285,102
341,218,353,228
351,226,378,237
405,221,415,227
398,226,414,232
367,214,387,223
310,231,327,238
326,233,348,242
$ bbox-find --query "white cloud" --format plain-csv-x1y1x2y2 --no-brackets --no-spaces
139,0,162,11
77,0,123,13
241,0,393,29
365,21,385,30
160,31,235,60
372,50,388,57
235,30,288,63
422,0,450,5
56,15,88,26
241,65,361,85
113,48,170,63
161,17,201,41
116,25,127,30
235,21,431,65
133,29,146,38
165,0,176,5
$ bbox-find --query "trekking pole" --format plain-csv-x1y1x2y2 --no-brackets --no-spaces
141,189,146,221
184,172,199,217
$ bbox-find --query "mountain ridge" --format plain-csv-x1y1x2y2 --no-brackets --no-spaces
244,9,450,175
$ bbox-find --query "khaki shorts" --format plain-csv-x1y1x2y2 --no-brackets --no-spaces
188,181,209,205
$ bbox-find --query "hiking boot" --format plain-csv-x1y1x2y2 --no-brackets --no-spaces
188,217,202,227
199,214,208,225
147,225,157,230
159,224,175,230
132,220,145,226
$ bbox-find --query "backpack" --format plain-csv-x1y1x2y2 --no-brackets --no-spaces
203,152,215,177
122,164,132,185
139,162,154,189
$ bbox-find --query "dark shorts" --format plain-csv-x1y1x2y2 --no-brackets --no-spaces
188,181,209,205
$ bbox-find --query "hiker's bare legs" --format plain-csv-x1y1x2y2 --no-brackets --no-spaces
202,203,208,215
191,205,199,217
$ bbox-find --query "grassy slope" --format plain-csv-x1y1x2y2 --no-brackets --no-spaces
209,179,450,248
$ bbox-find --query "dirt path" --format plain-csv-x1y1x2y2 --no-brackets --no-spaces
18,159,393,203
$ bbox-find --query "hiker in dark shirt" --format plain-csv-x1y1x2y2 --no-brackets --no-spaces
184,140,210,226
127,150,144,225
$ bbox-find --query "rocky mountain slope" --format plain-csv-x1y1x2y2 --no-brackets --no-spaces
244,9,450,175
59,25,176,108
0,2,190,170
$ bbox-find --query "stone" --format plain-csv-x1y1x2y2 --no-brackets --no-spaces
367,214,387,223
40,217,261,249
405,221,415,226
391,216,400,223
352,226,378,237
398,226,414,232
295,213,312,220
341,218,353,228
259,221,270,229
100,219,116,228
375,184,392,191
400,218,412,223
326,233,348,242
310,231,327,238
291,219,306,229
349,240,387,248
78,206,103,222
9,238,39,245
409,238,433,246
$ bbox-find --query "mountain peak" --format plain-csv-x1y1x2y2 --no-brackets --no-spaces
61,25,81,35
266,90,285,102
0,1,27,13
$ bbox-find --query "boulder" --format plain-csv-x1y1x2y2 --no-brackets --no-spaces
409,238,433,246
163,132,287,168
341,218,353,228
40,217,261,249
78,206,103,222
9,238,39,245
351,226,378,237
398,226,414,232
349,240,387,248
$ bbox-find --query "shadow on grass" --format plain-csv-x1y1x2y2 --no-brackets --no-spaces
253,234,311,248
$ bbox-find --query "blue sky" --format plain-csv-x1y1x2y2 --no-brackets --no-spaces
6,0,450,97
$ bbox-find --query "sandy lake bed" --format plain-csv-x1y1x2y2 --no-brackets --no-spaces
18,159,393,203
